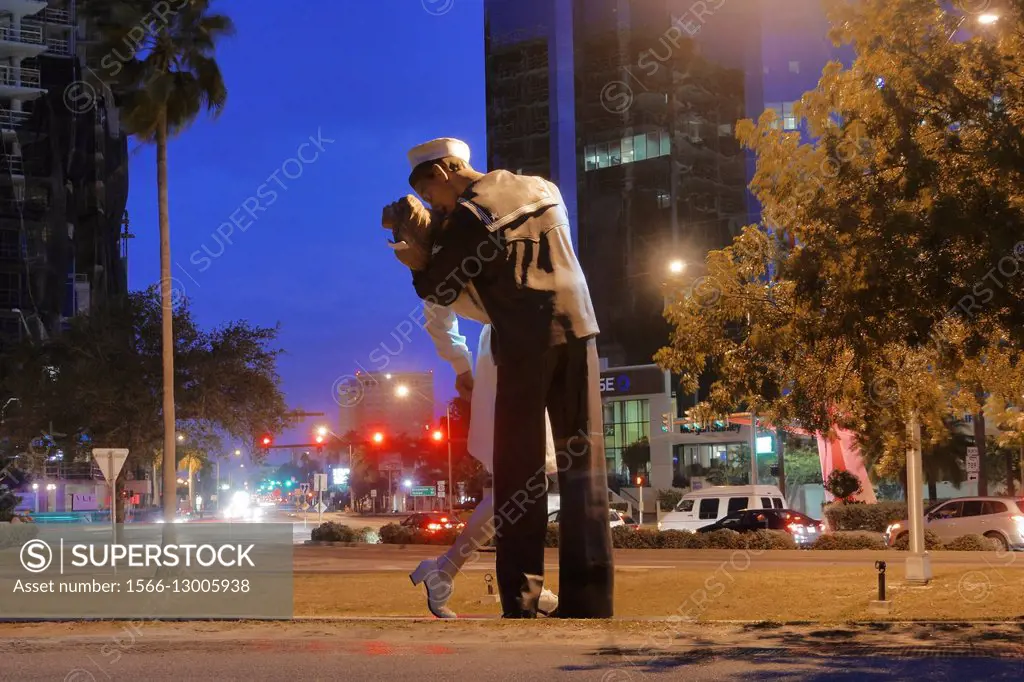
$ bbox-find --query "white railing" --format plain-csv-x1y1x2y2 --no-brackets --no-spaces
0,65,42,87
44,7,74,25
46,37,70,55
0,108,31,128
0,25,45,45
0,154,24,175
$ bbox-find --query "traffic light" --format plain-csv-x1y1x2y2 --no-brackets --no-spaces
431,429,444,443
636,475,644,486
260,434,272,453
371,431,384,445
314,433,325,454
661,413,671,432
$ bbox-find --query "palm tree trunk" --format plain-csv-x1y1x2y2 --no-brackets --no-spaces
158,109,177,523
187,470,194,512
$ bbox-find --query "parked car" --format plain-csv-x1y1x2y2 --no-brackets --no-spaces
697,508,823,546
547,509,639,530
658,485,786,532
885,497,1024,551
400,512,466,534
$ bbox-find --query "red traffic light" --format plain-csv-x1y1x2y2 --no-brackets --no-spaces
315,435,324,444
371,432,384,444
431,430,444,442
261,435,272,447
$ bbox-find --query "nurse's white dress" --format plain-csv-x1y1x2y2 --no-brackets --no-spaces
423,284,557,475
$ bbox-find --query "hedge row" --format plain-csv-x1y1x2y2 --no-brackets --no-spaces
0,521,39,550
822,501,909,533
313,523,1000,552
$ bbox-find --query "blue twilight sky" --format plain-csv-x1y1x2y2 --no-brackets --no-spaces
126,0,486,452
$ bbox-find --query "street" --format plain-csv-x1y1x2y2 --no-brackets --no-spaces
2,621,1022,681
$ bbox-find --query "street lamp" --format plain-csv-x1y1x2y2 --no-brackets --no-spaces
668,259,686,275
394,384,410,398
978,13,999,24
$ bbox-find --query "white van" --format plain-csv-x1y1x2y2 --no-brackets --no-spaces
658,485,786,532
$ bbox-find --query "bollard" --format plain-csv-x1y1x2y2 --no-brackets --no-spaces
875,560,886,601
479,572,500,604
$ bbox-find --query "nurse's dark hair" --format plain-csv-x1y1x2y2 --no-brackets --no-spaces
408,156,471,188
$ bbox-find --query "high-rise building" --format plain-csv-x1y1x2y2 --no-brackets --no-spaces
0,0,129,361
484,0,846,368
337,371,436,441
484,0,847,483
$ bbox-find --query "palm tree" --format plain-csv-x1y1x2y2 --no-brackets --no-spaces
84,1,235,523
178,450,207,512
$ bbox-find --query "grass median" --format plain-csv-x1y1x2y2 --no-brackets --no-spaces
294,563,1024,621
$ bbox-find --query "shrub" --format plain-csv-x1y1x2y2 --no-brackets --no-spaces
378,523,415,545
824,469,863,501
943,534,999,551
823,501,908,533
545,524,559,548
892,529,943,551
811,531,887,550
703,528,744,549
0,521,38,550
611,526,659,549
743,529,797,550
656,529,695,549
657,489,683,512
310,522,366,543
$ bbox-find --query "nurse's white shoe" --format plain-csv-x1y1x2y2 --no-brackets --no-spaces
409,558,457,619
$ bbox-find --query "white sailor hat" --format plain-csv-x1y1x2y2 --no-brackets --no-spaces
407,137,471,170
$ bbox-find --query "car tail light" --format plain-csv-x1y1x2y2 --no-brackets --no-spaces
440,517,449,523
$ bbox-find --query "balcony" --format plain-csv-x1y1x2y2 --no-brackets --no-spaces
45,36,69,55
0,107,31,134
0,64,44,99
0,24,46,57
0,154,24,177
44,7,74,25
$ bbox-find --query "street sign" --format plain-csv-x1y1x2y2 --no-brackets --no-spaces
313,473,328,492
91,449,129,483
968,472,979,482
315,501,327,514
437,481,446,498
370,489,378,497
298,501,309,511
299,483,309,493
966,446,980,473
410,486,435,497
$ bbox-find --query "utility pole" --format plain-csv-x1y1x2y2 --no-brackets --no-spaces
749,411,758,486
905,412,932,584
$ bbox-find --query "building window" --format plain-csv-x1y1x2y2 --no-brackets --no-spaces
609,140,621,166
782,101,797,130
789,60,800,74
765,101,798,131
621,136,634,164
603,399,650,474
583,129,670,172
633,134,647,162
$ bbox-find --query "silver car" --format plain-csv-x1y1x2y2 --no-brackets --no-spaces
885,497,1024,551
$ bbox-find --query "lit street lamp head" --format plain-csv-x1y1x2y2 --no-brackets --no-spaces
395,384,411,398
668,259,686,275
977,13,999,24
